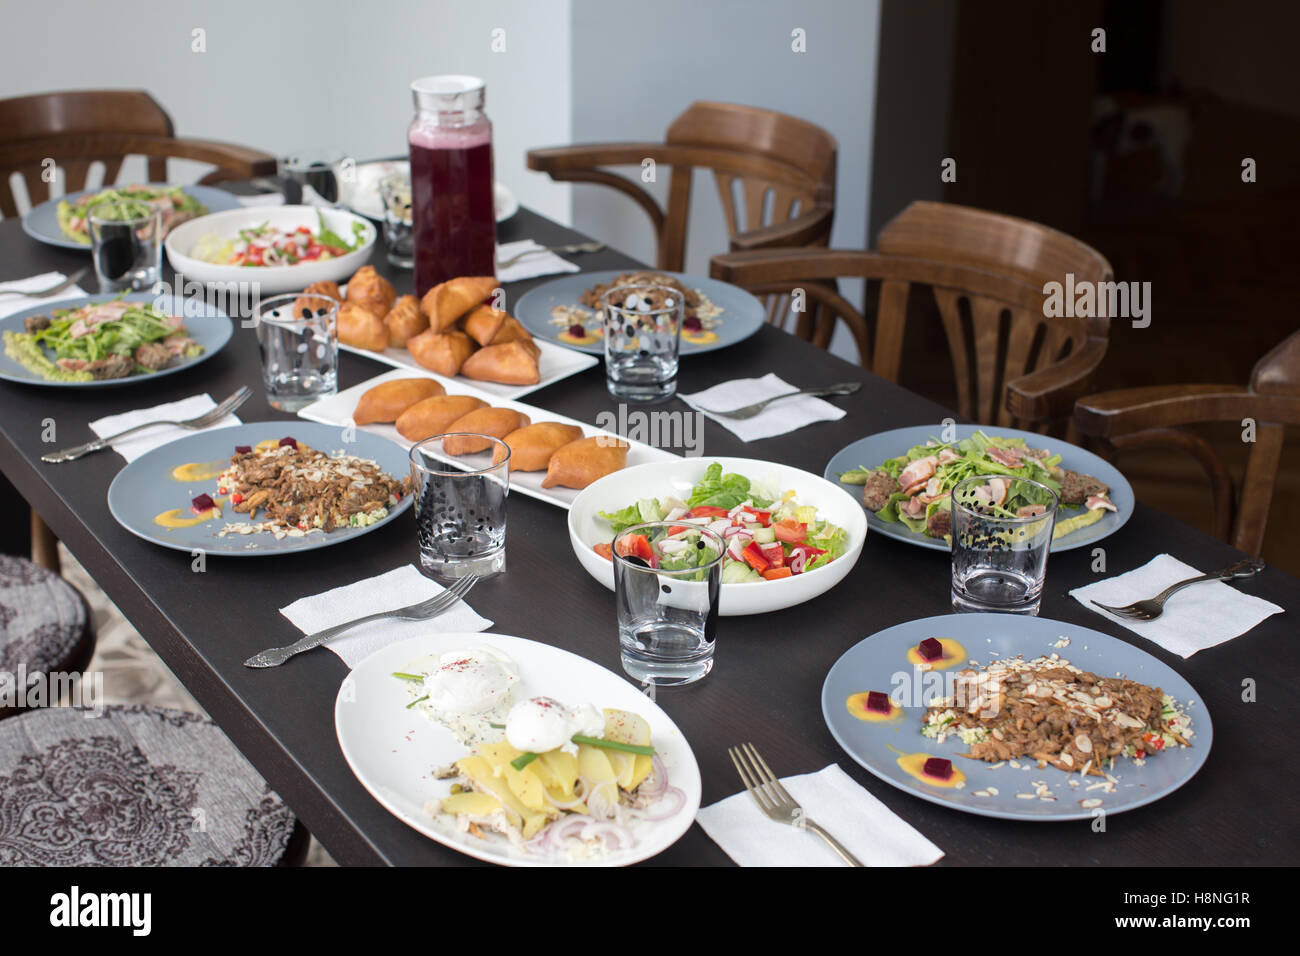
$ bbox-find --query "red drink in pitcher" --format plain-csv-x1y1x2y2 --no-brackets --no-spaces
408,76,496,296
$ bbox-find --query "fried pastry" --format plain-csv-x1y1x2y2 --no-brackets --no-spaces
461,303,510,347
488,315,535,348
395,394,488,442
352,378,446,425
442,408,532,455
493,422,584,471
293,281,341,318
420,276,497,332
384,295,428,347
540,436,630,489
337,301,388,351
407,329,477,376
346,265,397,320
460,340,541,386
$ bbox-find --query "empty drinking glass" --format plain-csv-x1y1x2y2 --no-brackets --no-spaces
613,521,723,685
278,148,349,206
254,291,339,411
88,200,163,292
378,172,414,269
950,475,1059,615
409,435,510,580
601,283,684,402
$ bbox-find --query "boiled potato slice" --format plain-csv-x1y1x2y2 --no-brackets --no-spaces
538,749,579,796
603,708,655,791
458,755,554,836
440,791,504,818
479,740,525,771
504,764,549,813
577,743,621,807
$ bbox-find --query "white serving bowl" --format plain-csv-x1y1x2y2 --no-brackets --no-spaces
164,205,377,295
568,456,868,615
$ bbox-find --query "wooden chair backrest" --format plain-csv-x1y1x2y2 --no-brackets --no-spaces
660,101,837,268
1073,330,1300,555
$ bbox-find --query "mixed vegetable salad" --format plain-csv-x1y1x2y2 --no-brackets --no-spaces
56,185,207,244
839,430,1115,541
594,463,850,582
190,212,367,267
2,297,199,382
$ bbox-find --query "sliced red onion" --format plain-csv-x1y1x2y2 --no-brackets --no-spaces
639,786,686,822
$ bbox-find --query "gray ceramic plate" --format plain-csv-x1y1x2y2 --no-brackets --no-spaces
21,184,242,251
106,422,412,555
0,292,233,388
824,425,1134,553
512,270,766,355
821,613,1211,821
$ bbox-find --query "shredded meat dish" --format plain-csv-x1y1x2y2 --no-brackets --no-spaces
218,441,409,534
924,654,1191,775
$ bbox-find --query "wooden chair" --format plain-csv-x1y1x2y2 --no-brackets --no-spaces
527,101,836,271
0,89,276,217
1073,330,1300,555
709,202,1115,430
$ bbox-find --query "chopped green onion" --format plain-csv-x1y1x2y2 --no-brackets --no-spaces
570,735,655,756
405,695,428,709
392,671,424,681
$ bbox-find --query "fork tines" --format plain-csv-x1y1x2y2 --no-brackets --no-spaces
729,742,798,817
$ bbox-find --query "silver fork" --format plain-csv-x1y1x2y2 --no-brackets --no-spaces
0,268,89,298
708,382,861,420
496,241,605,269
728,742,863,866
1091,558,1265,621
40,386,252,463
243,574,478,668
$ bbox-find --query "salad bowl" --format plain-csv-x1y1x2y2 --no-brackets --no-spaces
164,205,377,294
568,457,867,615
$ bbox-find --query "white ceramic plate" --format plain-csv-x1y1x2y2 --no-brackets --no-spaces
335,631,702,866
164,205,377,294
297,367,678,509
338,336,597,402
568,457,868,615
339,160,517,223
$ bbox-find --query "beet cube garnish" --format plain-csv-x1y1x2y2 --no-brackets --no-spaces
278,437,297,448
865,691,892,714
191,493,216,514
682,316,703,333
567,324,586,338
922,757,953,780
234,445,252,454
918,638,944,661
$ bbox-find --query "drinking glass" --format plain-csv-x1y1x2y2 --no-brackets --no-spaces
409,435,510,580
613,521,723,685
254,291,339,412
87,201,163,292
601,284,684,402
278,148,348,206
378,172,414,269
950,475,1059,615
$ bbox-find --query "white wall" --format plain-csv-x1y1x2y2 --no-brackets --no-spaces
0,0,573,222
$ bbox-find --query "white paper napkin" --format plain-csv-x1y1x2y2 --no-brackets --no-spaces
0,272,87,319
697,764,943,867
680,373,847,442
89,393,243,463
1070,553,1283,658
496,239,582,283
279,564,493,669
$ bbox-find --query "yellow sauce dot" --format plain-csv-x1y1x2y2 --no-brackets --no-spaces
896,751,966,789
846,692,902,723
153,497,228,529
905,638,967,671
171,459,226,482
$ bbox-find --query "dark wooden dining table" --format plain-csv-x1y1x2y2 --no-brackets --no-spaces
1,192,1297,867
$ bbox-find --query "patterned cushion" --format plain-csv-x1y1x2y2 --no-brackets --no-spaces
0,704,297,866
0,555,89,675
